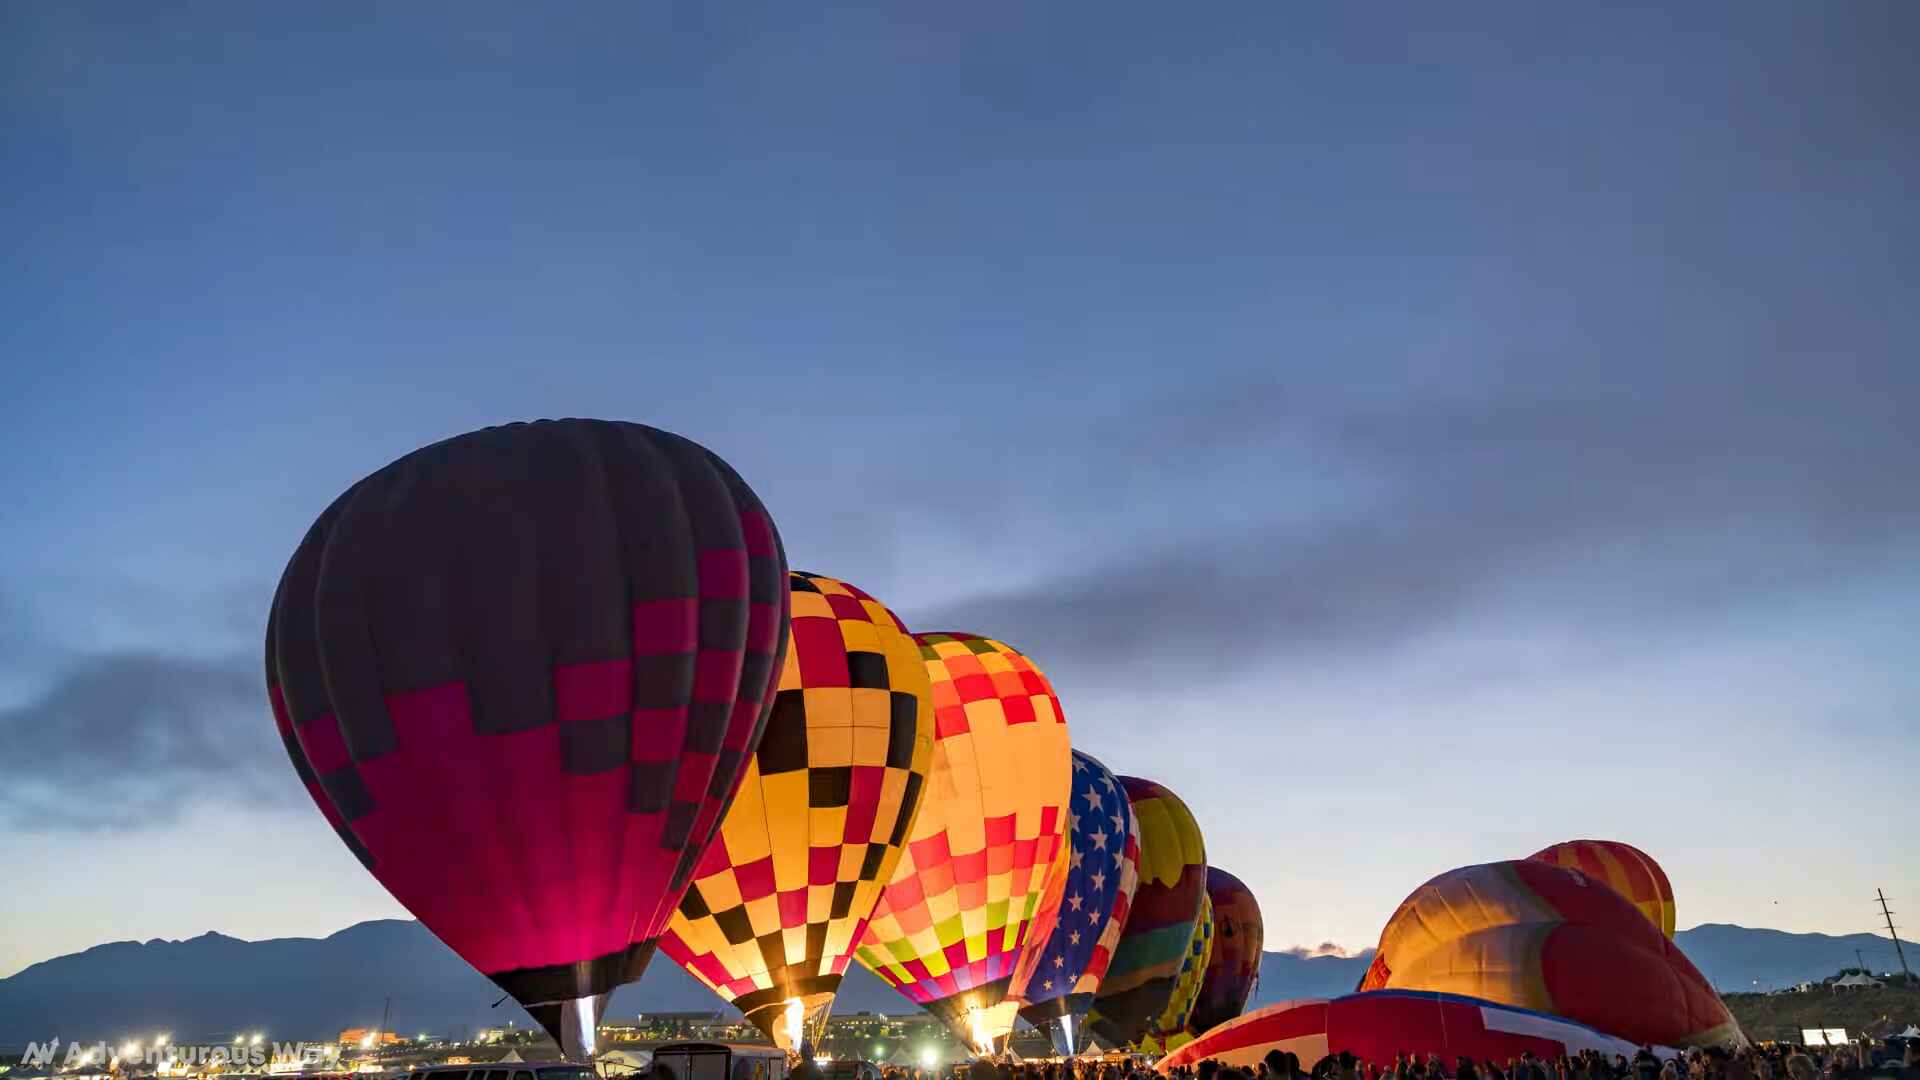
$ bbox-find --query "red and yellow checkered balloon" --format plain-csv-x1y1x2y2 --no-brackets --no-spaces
854,632,1073,1053
659,573,935,1050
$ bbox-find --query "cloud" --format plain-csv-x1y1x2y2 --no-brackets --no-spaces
1279,942,1371,959
0,651,292,830
917,342,1920,686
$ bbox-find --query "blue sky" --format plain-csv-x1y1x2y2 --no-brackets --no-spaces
3,2,1916,979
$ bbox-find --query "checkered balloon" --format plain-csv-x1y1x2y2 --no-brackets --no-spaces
658,572,935,1050
853,632,1073,1053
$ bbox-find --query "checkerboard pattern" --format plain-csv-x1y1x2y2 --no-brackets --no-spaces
1142,890,1214,1052
853,632,1073,1047
1527,839,1676,938
265,421,789,1037
657,572,935,1046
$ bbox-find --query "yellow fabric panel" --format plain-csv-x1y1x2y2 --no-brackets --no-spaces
1133,787,1207,888
1373,861,1559,974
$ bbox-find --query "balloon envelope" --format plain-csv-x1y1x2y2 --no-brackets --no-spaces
659,572,935,1050
1189,866,1264,1037
1088,776,1207,1050
1140,891,1214,1053
1359,860,1742,1048
1527,839,1676,938
853,633,1073,1053
1157,990,1673,1074
266,420,788,1054
1009,750,1143,1055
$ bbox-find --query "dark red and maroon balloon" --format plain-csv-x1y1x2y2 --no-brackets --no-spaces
265,420,788,1055
1189,866,1264,1037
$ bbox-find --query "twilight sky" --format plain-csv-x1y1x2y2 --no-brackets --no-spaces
3,2,1916,980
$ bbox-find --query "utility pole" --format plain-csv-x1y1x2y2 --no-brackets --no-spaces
1854,948,1866,973
1877,889,1912,980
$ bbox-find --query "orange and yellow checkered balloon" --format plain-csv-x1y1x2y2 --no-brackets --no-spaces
854,632,1073,1053
659,573,935,1050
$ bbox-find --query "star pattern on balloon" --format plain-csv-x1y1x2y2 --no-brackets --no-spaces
1009,750,1140,1021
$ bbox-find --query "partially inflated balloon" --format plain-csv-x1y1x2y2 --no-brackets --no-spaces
659,572,935,1051
1189,866,1264,1037
1010,750,1143,1055
1528,840,1676,939
1359,860,1742,1048
854,633,1073,1053
1139,891,1213,1053
1157,990,1674,1075
1088,777,1207,1050
266,420,788,1055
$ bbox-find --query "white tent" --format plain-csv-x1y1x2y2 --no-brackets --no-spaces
600,1050,653,1073
1832,972,1883,989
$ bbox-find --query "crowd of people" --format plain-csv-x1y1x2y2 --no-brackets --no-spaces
863,1038,1920,1080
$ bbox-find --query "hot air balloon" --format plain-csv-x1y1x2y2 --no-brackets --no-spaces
1157,990,1674,1075
266,420,788,1057
1359,860,1742,1049
1139,892,1214,1054
1008,750,1143,1056
853,633,1073,1055
658,572,935,1052
1088,777,1207,1051
1189,866,1264,1037
1528,840,1676,938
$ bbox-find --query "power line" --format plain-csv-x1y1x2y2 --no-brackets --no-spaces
1876,888,1912,980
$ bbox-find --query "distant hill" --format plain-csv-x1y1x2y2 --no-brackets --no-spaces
1672,924,1912,992
1252,950,1373,1004
0,920,1907,1047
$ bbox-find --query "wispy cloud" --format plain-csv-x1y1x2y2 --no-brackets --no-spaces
918,344,1919,684
1279,942,1371,960
0,651,290,830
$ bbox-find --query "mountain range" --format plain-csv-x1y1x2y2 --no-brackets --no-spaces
0,921,1906,1047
